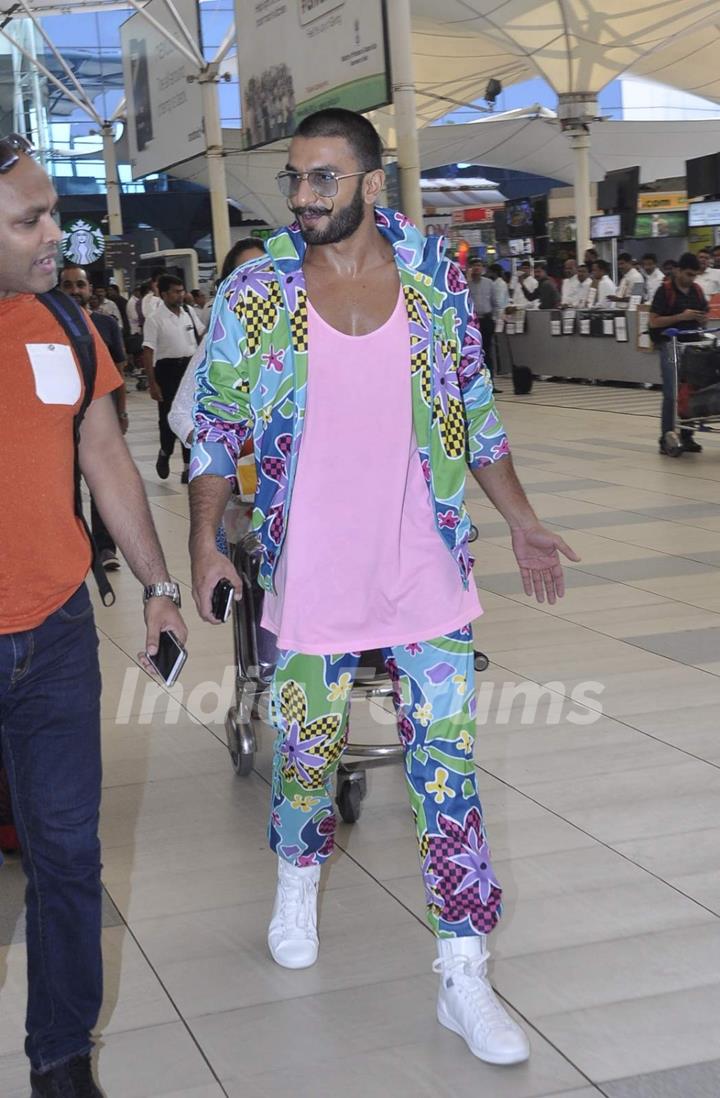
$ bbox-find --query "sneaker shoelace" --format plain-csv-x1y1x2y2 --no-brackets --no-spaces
277,875,317,937
433,955,512,1032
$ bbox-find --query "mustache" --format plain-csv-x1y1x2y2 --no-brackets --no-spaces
288,199,334,219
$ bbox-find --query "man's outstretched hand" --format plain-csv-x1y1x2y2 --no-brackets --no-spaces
511,524,580,604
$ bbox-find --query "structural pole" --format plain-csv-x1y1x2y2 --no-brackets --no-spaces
386,0,423,226
569,129,592,260
101,121,126,291
199,63,231,270
102,122,123,237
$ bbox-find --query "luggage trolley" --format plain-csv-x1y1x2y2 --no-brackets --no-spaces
663,327,720,457
224,526,488,824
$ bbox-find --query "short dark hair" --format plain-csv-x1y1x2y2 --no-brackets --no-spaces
220,237,265,280
697,248,711,257
593,259,610,274
294,108,383,171
585,247,598,258
489,263,503,276
678,252,701,271
158,274,184,295
641,252,657,262
618,252,633,263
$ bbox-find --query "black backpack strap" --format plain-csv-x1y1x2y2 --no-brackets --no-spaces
36,289,115,606
183,304,202,346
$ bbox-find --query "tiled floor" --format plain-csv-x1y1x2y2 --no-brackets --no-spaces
2,378,720,1097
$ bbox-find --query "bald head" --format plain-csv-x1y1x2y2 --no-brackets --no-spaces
0,153,61,299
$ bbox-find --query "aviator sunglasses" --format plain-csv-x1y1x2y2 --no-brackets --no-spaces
275,168,368,198
0,133,33,174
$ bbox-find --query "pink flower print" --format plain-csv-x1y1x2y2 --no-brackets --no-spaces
404,642,423,656
262,344,285,372
438,509,460,530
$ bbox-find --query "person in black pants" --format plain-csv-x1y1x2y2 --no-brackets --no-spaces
59,265,128,570
142,274,205,483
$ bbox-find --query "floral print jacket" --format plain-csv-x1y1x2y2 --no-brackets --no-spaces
190,207,510,594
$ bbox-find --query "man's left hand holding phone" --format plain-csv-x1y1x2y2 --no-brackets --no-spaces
139,582,189,686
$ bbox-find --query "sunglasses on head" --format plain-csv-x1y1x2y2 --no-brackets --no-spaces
0,133,33,174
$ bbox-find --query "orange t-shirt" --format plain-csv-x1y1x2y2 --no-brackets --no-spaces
0,294,123,633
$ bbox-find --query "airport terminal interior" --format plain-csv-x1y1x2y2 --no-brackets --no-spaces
3,383,720,1097
3,2,720,1097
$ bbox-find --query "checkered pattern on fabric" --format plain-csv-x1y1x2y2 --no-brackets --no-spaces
434,394,466,458
289,290,309,353
403,285,431,406
243,286,282,355
278,680,345,790
430,835,501,933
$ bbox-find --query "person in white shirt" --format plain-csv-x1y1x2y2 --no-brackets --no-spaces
511,260,538,308
694,248,720,299
641,253,664,304
93,285,123,327
141,274,161,323
607,252,644,308
590,260,616,307
562,261,591,308
143,273,205,483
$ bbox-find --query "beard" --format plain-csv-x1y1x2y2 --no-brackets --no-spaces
291,178,366,245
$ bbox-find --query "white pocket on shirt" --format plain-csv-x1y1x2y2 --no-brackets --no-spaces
26,343,81,405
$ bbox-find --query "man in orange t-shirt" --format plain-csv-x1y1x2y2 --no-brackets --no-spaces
0,135,187,1098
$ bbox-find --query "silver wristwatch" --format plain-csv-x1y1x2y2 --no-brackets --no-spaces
143,581,181,607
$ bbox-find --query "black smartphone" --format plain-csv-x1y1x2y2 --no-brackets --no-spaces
211,579,235,623
146,629,187,686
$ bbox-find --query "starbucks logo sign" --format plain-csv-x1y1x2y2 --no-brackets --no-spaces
61,219,105,266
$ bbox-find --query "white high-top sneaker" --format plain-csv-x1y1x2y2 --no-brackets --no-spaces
267,857,321,969
433,936,530,1065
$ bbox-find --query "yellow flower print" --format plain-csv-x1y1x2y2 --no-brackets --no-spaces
327,673,353,703
413,701,433,727
457,729,473,755
425,767,455,805
452,674,467,696
291,795,321,813
259,405,273,425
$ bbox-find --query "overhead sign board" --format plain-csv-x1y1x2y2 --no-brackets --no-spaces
235,0,389,149
121,0,204,179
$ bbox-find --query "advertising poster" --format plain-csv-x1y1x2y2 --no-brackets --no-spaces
121,0,204,179
236,0,389,149
633,211,688,238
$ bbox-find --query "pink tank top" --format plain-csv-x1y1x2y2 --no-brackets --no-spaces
261,288,482,654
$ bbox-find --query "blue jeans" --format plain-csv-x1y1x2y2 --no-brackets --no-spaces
0,585,103,1072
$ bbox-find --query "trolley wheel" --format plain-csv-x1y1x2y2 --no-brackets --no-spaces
225,708,255,777
336,770,367,824
663,431,683,458
469,524,479,543
474,650,489,672
337,781,362,824
136,376,148,392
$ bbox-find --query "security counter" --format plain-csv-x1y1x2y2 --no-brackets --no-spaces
494,309,659,385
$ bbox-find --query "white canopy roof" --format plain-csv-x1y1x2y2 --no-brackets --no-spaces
166,111,720,225
2,0,720,114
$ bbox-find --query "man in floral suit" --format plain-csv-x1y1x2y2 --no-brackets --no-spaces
189,108,578,1066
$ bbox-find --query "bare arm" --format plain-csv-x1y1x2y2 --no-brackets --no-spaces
78,394,187,654
188,474,242,622
471,455,580,602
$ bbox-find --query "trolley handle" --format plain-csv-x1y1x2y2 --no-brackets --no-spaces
664,326,720,338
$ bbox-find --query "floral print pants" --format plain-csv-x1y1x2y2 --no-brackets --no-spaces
268,625,502,937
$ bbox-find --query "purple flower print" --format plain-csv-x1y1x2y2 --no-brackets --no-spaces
409,297,432,356
404,642,423,656
450,828,501,905
282,272,305,316
280,719,327,785
426,807,502,933
434,343,461,418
